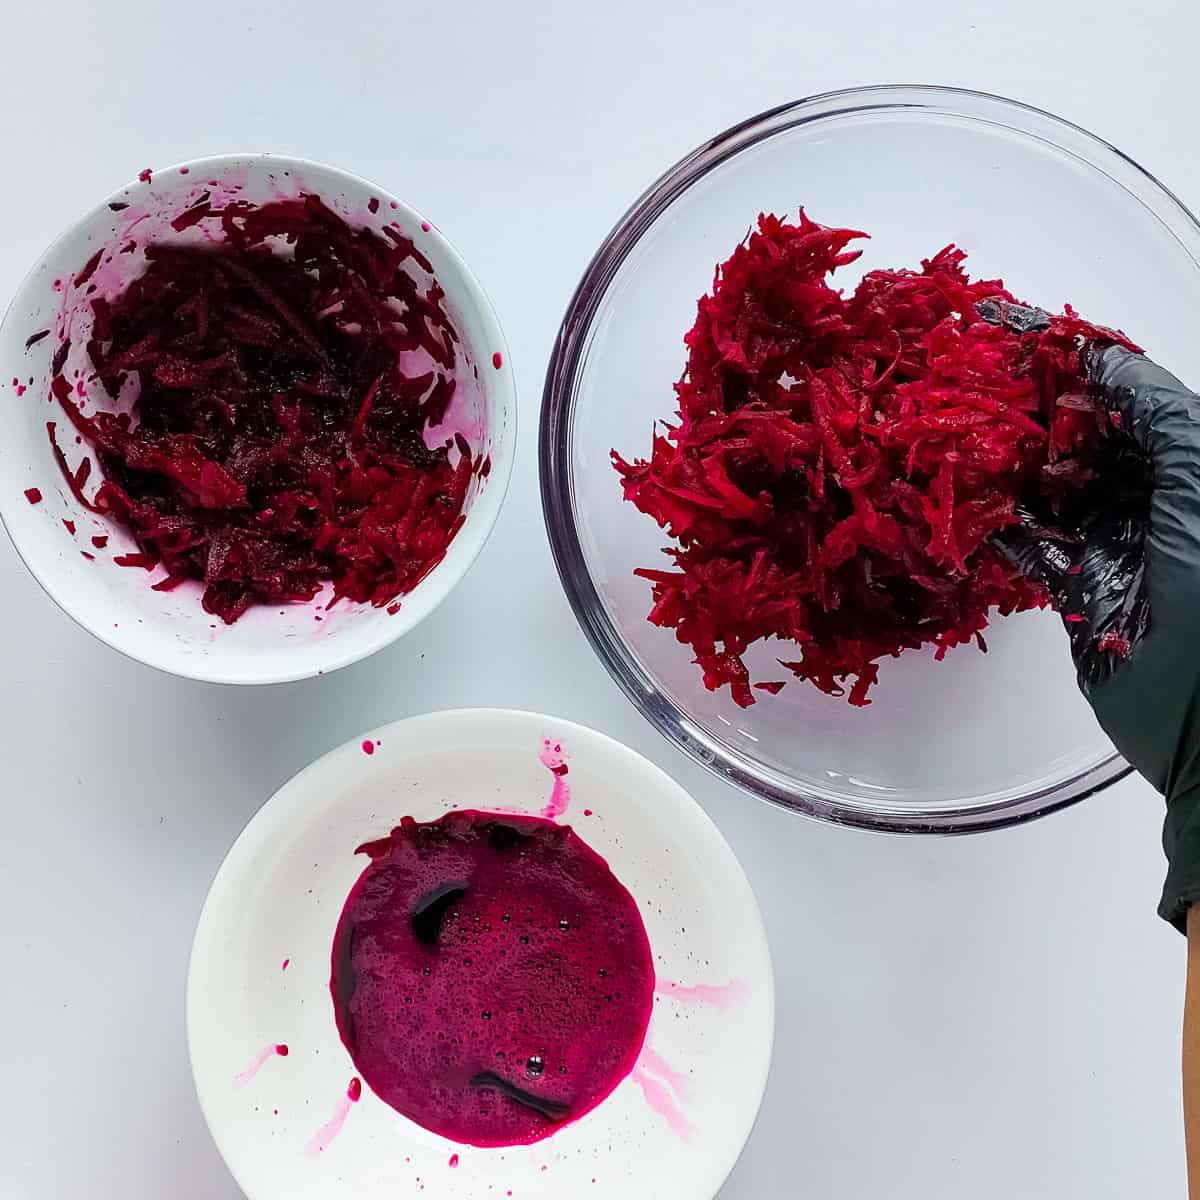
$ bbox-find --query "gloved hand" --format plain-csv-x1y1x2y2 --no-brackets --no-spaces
978,298,1200,929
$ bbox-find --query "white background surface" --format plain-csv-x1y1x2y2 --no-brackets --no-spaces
0,2,1192,1197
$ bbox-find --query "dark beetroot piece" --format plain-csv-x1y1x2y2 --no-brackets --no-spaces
330,811,655,1147
615,212,1139,706
47,194,476,623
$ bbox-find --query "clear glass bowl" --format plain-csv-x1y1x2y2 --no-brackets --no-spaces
541,85,1200,832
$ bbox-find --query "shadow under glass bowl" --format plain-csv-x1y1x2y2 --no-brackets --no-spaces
541,84,1200,833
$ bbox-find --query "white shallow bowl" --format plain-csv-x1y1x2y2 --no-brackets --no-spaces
0,154,516,683
188,709,774,1200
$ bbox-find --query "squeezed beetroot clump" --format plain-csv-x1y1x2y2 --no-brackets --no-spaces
49,194,476,623
614,212,1138,706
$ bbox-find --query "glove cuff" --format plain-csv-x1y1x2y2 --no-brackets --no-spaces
1158,783,1200,934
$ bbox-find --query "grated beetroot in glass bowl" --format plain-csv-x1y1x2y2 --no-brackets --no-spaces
47,193,479,624
614,212,1139,707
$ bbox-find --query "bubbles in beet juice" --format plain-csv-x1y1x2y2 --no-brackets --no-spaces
329,811,654,1147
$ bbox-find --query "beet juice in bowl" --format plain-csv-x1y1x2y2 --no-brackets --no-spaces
0,154,516,683
188,709,774,1200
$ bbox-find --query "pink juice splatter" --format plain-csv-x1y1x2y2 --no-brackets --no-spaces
307,1077,362,1157
539,740,570,820
631,1062,694,1142
233,1042,288,1088
655,978,748,1011
329,810,653,1147
628,980,747,1138
627,1039,696,1141
638,1047,690,1099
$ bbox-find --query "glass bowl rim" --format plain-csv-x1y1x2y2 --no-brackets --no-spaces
539,83,1200,833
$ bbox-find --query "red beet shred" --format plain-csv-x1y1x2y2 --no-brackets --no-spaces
614,212,1138,706
48,194,474,623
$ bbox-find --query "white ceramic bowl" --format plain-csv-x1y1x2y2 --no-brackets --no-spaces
188,709,774,1200
0,154,516,683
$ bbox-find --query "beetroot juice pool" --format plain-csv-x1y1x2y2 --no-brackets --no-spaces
330,811,655,1146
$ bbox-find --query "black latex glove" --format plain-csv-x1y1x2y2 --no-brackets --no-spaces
978,299,1200,929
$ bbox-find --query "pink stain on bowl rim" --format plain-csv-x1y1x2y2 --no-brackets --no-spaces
233,1042,288,1088
629,1039,695,1140
631,1063,693,1142
448,1153,459,1168
655,978,748,1011
539,739,570,819
307,1077,362,1156
629,980,747,1136
638,1047,690,1100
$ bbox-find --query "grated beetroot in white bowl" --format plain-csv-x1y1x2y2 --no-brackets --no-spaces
0,155,515,684
47,193,484,625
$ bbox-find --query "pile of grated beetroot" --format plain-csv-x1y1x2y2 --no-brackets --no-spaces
614,212,1138,706
49,194,476,624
